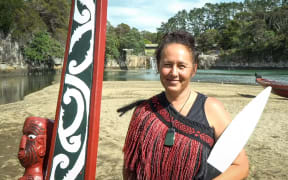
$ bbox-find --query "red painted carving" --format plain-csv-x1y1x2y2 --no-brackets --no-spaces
18,117,53,180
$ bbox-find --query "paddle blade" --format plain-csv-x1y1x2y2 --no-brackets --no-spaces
207,86,271,173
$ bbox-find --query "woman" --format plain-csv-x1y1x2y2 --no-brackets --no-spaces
122,31,249,179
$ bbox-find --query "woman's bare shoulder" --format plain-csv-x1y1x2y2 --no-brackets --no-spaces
205,97,231,139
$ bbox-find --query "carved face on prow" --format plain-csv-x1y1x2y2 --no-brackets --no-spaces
18,117,47,168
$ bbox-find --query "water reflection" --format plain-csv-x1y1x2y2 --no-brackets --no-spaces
103,69,288,84
1,69,287,105
103,69,160,81
0,73,60,104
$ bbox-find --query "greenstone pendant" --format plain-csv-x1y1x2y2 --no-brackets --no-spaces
164,128,175,146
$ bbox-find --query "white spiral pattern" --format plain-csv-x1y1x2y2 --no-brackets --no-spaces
50,0,95,179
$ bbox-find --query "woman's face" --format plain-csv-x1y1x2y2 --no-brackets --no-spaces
158,43,197,95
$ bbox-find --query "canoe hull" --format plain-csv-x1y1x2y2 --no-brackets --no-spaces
256,78,288,98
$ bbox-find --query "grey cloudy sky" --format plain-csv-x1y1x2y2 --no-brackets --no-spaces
107,0,243,32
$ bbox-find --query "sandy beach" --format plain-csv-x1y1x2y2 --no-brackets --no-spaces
0,81,287,180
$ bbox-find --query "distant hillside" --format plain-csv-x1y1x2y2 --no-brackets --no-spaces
0,0,70,74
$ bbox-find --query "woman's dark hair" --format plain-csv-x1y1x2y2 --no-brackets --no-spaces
155,31,198,67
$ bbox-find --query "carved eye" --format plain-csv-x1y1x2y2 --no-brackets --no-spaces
28,134,36,139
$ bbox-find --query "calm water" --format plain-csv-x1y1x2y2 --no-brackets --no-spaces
1,69,288,104
0,74,61,105
104,69,288,84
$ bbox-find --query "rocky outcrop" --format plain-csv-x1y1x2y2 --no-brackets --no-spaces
126,55,148,68
105,55,150,69
198,53,218,69
0,32,64,75
1,32,287,73
105,59,120,69
0,33,26,73
214,60,288,69
198,53,288,69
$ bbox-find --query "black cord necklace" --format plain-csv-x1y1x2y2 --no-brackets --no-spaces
164,90,191,147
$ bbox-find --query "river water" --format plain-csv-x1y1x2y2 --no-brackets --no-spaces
1,69,288,105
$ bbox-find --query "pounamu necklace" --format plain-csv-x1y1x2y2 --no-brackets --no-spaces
164,90,191,147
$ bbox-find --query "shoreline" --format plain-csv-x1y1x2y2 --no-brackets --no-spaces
0,81,287,179
1,66,288,76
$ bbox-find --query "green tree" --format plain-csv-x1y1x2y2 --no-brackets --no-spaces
105,22,147,62
187,8,206,36
118,27,145,55
197,29,219,52
0,0,24,36
266,5,288,34
12,4,47,42
218,20,242,50
158,10,189,34
141,30,158,44
1,0,70,44
24,31,64,67
105,22,120,60
115,23,131,37
114,23,145,56
156,0,288,64
36,0,70,44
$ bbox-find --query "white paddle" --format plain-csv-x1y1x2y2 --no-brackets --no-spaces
206,86,272,179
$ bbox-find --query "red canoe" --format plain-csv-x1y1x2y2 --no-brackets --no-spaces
255,74,288,98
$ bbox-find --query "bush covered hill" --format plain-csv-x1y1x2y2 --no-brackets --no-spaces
1,0,288,72
0,0,70,72
158,0,288,68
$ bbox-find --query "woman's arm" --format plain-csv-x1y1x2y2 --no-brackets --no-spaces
214,149,249,180
205,97,249,180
